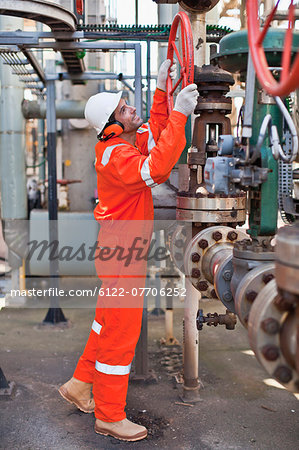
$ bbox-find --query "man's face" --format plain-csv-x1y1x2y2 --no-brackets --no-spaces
114,99,143,133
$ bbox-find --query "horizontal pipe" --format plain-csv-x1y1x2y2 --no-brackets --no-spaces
22,99,86,119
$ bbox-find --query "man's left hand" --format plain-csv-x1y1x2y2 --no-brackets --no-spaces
157,59,177,92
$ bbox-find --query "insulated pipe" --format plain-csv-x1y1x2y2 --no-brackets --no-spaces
0,16,26,220
22,100,86,119
0,16,28,278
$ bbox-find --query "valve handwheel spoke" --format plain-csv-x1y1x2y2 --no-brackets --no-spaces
166,11,194,113
247,0,299,97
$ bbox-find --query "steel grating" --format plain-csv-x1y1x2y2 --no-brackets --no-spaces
0,49,45,96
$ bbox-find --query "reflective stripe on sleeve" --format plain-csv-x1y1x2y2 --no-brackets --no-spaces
101,144,126,166
91,320,102,335
147,124,156,153
140,158,158,188
95,360,132,375
137,126,148,134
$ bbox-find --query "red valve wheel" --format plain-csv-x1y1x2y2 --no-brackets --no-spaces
247,0,299,97
76,0,84,16
166,11,194,114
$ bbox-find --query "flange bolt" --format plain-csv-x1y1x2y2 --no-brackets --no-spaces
198,239,208,249
191,252,201,263
175,239,184,248
197,281,208,291
261,344,279,361
223,290,233,301
227,231,238,241
246,290,257,303
262,273,275,284
261,318,280,335
212,231,222,241
273,365,293,384
223,270,232,281
191,268,201,279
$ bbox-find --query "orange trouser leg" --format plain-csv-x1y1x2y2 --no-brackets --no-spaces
93,301,143,422
73,319,100,384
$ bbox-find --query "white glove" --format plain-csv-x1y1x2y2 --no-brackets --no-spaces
157,59,177,92
173,84,198,117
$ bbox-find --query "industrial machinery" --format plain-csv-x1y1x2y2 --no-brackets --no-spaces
166,3,299,393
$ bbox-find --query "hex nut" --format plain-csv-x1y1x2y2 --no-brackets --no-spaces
223,270,232,281
197,281,208,291
175,239,184,248
212,231,222,241
263,273,275,284
261,318,280,335
227,231,238,241
211,289,218,299
191,252,201,263
223,290,233,301
273,365,293,384
246,290,257,303
174,252,183,261
261,344,279,361
191,268,201,279
198,239,209,249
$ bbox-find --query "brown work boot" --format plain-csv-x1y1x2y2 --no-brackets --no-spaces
58,377,95,413
95,418,147,442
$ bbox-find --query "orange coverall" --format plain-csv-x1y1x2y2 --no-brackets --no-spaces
73,89,187,422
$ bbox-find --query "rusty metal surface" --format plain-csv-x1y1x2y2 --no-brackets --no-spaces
248,279,299,392
184,226,247,296
234,263,275,327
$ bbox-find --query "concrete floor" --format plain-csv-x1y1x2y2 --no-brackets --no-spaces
0,300,298,450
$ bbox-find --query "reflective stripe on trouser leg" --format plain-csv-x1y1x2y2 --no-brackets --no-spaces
73,319,102,383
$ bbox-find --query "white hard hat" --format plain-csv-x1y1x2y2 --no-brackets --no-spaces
84,91,122,134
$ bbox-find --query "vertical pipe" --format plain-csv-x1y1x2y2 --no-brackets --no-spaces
135,0,138,26
43,60,66,324
179,9,204,401
36,22,46,185
134,298,148,378
134,43,142,118
46,62,58,223
0,16,26,293
146,39,151,120
0,17,26,220
183,278,200,401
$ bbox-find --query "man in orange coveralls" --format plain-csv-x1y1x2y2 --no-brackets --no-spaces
59,59,198,441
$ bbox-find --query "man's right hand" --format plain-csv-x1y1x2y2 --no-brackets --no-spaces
173,84,199,117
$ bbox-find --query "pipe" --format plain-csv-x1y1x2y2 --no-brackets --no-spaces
22,99,86,119
183,278,201,401
0,16,28,278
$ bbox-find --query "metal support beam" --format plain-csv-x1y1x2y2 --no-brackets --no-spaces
43,60,66,325
146,40,151,119
134,43,142,118
21,49,45,84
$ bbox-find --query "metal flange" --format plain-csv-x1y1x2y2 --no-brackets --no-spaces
184,226,247,298
235,263,275,327
167,223,192,274
248,279,299,392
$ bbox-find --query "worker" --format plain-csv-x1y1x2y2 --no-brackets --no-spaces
58,59,198,442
